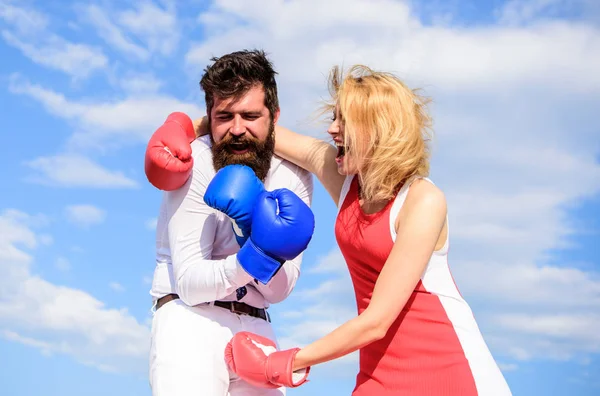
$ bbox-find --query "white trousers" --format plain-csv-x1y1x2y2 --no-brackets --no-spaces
149,299,285,396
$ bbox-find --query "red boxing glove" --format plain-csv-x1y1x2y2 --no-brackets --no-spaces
225,331,310,389
144,112,196,191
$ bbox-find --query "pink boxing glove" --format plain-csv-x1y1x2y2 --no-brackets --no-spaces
144,112,196,191
225,331,310,389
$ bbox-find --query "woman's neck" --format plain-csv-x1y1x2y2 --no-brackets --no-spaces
357,181,389,215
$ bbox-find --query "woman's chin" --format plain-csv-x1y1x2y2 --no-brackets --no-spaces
335,156,345,174
335,157,357,175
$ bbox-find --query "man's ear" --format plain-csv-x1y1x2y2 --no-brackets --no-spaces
272,108,281,124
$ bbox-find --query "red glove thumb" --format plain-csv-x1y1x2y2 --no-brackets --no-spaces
162,112,196,159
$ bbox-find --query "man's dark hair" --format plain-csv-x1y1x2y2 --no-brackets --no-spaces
200,49,279,119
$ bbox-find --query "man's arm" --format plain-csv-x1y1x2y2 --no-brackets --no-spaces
253,167,314,303
165,160,254,306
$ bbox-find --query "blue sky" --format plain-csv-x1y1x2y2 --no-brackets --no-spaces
1,0,599,395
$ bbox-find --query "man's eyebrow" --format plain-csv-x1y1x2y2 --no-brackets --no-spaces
214,110,264,117
215,110,263,115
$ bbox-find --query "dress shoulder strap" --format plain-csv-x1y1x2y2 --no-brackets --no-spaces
389,176,428,241
337,175,355,213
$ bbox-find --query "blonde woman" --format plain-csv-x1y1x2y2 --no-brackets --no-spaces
144,65,512,395
221,65,512,395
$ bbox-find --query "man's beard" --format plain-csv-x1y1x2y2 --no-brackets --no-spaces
211,121,275,181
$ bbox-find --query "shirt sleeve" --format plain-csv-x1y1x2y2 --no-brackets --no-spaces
253,167,314,304
165,162,254,306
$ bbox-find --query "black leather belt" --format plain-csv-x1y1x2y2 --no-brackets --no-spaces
155,294,270,322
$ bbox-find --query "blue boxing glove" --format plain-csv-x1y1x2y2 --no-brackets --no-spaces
237,188,315,284
204,165,266,246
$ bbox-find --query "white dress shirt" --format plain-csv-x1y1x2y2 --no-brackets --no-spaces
150,135,313,309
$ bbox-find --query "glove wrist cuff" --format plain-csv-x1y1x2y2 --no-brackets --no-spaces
266,348,310,388
237,239,283,284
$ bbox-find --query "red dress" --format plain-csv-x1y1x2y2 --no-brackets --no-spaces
334,176,511,395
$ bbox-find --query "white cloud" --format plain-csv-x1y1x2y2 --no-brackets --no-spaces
118,2,180,56
498,363,519,372
71,246,85,253
145,217,157,230
39,234,53,246
109,282,125,293
79,2,179,60
55,257,70,272
494,313,600,343
65,205,107,228
0,3,48,34
187,0,600,96
24,155,138,189
497,0,566,25
306,248,346,274
453,260,600,309
9,75,201,151
486,313,600,362
0,209,149,373
119,72,163,94
1,31,108,79
0,3,107,79
81,5,149,60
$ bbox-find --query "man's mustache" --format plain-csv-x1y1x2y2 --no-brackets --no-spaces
218,134,258,148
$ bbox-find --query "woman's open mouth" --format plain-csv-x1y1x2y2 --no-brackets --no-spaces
335,144,346,164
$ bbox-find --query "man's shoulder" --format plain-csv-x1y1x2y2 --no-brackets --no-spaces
190,136,215,174
191,135,212,157
266,155,312,193
270,155,311,179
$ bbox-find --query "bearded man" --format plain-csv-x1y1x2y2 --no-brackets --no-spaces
145,50,314,396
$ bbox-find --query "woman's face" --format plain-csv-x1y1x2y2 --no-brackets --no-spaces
328,105,360,175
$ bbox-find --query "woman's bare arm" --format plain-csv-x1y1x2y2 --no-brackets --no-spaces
275,125,346,205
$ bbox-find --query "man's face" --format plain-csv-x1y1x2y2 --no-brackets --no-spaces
210,85,280,181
